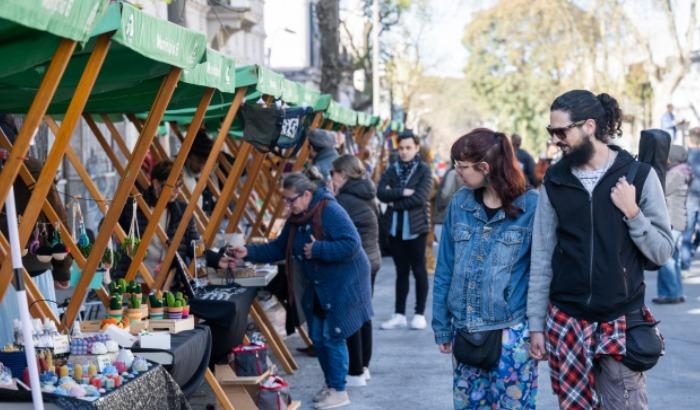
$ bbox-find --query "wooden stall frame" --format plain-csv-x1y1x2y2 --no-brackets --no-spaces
0,35,111,306
61,67,183,329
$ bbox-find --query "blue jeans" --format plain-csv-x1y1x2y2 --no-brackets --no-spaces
681,200,700,269
309,313,348,391
658,230,684,299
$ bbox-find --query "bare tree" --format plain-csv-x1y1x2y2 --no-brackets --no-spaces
624,0,698,121
317,0,341,98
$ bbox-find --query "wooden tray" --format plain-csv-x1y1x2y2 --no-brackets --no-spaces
80,319,149,335
79,320,102,333
147,315,194,333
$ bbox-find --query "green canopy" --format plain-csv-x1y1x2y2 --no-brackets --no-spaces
0,0,111,79
0,1,209,114
0,0,107,43
325,100,357,127
356,112,379,128
156,65,328,136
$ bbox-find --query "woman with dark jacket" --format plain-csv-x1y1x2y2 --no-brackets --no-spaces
377,130,433,330
231,172,372,410
331,155,379,386
114,160,233,279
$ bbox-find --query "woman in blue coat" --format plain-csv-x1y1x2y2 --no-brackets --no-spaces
231,172,372,410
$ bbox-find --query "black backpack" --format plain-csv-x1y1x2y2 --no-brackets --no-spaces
625,161,661,271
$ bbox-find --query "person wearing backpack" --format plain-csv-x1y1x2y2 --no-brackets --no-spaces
527,90,673,409
654,145,690,304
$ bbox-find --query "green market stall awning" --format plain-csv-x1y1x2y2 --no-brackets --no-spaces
325,100,357,127
356,112,379,128
154,65,328,135
0,1,209,114
0,0,111,79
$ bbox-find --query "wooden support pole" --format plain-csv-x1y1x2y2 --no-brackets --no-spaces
62,68,182,329
154,87,248,289
0,39,77,210
125,88,215,282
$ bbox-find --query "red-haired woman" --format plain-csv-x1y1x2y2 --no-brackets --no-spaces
432,128,539,409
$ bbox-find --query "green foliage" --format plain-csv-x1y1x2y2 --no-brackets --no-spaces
149,293,163,308
165,292,176,308
127,281,142,295
462,0,600,153
108,280,124,295
78,243,92,259
117,279,127,293
128,294,141,309
109,295,123,310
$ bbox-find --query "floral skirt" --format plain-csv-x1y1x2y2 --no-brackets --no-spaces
453,321,538,410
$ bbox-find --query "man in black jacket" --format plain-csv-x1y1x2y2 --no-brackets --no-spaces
377,130,433,331
528,90,673,409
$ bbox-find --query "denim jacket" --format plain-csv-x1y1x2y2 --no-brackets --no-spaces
432,188,538,344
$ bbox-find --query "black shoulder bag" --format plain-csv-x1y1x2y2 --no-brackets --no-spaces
453,328,503,370
622,308,664,372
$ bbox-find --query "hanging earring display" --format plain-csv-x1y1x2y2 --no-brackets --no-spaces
72,201,91,258
29,227,41,256
51,223,69,261
36,224,53,263
102,205,114,270
121,198,141,257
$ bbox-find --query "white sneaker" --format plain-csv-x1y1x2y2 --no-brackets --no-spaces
345,374,367,387
313,385,330,402
314,389,350,409
410,314,427,330
380,313,407,330
362,367,371,381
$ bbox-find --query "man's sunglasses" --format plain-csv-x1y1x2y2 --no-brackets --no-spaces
546,119,587,140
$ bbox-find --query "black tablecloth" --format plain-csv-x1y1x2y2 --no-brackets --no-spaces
132,324,212,396
0,365,189,410
202,287,256,365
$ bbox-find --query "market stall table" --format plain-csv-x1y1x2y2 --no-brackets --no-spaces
0,364,189,410
131,324,211,397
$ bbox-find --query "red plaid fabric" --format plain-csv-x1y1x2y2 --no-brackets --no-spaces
545,304,626,410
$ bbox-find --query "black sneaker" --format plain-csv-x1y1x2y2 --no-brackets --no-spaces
652,297,675,304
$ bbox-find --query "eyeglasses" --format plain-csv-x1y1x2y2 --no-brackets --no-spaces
283,193,303,205
453,160,484,173
546,119,587,140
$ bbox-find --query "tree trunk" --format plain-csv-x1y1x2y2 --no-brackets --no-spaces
316,0,341,98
